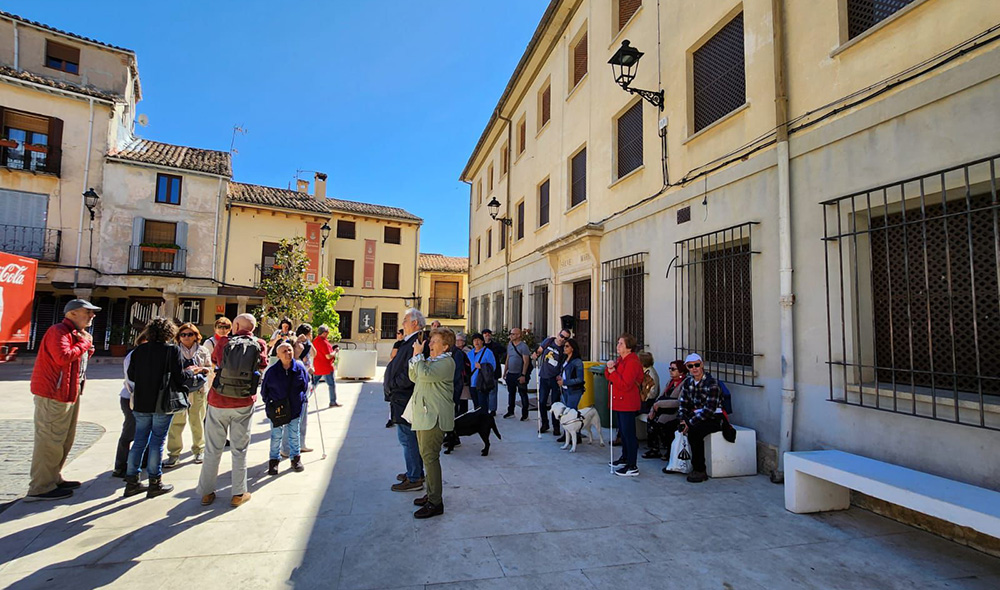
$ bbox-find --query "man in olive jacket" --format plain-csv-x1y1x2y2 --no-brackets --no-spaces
408,328,456,519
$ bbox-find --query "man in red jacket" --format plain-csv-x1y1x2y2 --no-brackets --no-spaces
26,299,99,501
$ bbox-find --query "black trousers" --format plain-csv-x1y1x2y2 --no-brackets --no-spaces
647,415,679,452
505,373,529,418
455,399,469,416
115,397,147,472
688,419,723,473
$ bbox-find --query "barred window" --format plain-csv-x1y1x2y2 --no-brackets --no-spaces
179,299,201,325
601,254,646,360
532,282,549,336
481,297,491,331
469,297,478,332
674,222,758,385
618,0,641,31
571,148,586,207
847,0,915,39
540,84,551,128
493,291,504,332
822,155,1000,430
616,101,643,179
572,32,588,88
517,201,525,240
510,287,523,330
339,310,353,339
380,312,398,339
692,12,746,133
538,180,550,227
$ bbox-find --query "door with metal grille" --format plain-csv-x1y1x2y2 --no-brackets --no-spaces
573,280,591,361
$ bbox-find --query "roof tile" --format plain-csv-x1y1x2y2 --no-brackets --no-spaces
0,65,121,101
109,138,232,177
419,253,468,273
228,182,422,222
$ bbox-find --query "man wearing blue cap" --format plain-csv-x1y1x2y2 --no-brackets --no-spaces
26,299,99,501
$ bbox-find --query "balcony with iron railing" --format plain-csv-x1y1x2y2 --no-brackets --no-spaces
0,224,61,261
428,297,465,319
128,245,187,275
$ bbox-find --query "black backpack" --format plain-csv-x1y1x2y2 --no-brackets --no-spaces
216,335,263,398
476,350,497,392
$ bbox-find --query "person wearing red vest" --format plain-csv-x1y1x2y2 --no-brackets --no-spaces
26,299,99,501
311,326,339,407
605,332,644,477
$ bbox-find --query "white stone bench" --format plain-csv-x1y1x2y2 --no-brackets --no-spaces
784,450,1000,539
705,424,757,477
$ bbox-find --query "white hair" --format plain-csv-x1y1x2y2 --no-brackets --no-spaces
234,313,257,331
404,308,426,329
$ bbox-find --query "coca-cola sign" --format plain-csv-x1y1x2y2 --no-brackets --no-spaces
0,253,37,343
0,263,29,285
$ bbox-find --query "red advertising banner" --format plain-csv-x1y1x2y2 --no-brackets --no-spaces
363,239,376,289
305,222,321,283
0,251,38,343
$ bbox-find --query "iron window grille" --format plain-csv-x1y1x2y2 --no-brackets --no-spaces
0,224,61,262
601,253,647,360
692,12,746,133
616,101,643,179
674,222,759,385
469,297,478,332
539,180,550,227
339,310,353,339
380,312,398,339
571,149,587,207
493,291,504,332
847,0,915,40
531,281,549,337
179,299,202,325
510,287,523,330
821,155,1000,431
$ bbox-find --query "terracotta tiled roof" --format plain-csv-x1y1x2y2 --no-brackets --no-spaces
0,11,134,53
419,253,469,273
0,65,122,102
228,181,331,214
109,138,232,177
228,181,422,222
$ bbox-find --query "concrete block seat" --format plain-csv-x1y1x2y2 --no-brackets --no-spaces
706,424,757,477
784,450,1000,539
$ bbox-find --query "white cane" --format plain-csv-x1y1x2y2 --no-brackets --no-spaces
609,381,615,474
310,379,328,460
537,371,543,440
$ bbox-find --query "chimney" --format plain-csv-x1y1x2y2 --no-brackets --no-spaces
296,179,309,193
314,172,327,200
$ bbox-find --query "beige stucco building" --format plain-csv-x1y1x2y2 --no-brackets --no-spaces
463,0,1000,489
418,253,469,333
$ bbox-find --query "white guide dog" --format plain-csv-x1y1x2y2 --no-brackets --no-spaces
550,402,606,452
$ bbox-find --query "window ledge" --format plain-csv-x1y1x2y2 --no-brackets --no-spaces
566,74,587,101
535,221,550,234
2,165,58,178
683,102,750,145
564,200,586,215
830,0,933,58
514,151,526,165
536,120,551,139
609,5,644,50
608,164,644,189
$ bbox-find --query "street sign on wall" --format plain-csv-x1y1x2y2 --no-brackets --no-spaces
0,251,38,343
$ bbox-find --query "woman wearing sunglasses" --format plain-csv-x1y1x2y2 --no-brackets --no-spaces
163,322,213,468
676,353,725,483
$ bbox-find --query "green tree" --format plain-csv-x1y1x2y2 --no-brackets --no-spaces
259,237,312,335
309,278,344,341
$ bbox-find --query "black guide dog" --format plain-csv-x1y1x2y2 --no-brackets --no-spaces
444,410,502,456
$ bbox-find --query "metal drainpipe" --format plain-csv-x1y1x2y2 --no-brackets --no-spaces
73,98,95,289
772,0,796,483
498,114,513,328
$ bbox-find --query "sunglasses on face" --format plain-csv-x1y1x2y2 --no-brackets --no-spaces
669,367,679,371
686,362,702,369
180,332,196,338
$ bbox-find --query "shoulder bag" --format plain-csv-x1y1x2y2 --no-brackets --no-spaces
156,345,190,415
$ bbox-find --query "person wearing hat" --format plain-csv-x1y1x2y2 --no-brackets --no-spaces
26,299,99,501
676,353,724,483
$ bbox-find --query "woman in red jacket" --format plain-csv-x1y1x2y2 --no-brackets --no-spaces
605,332,643,477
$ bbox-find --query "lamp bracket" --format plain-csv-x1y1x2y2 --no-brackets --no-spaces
624,86,664,110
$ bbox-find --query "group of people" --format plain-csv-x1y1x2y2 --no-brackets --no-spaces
25,298,343,505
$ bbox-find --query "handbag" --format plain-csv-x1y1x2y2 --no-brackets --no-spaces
156,346,190,415
401,395,415,424
265,396,293,427
460,385,472,401
664,432,693,474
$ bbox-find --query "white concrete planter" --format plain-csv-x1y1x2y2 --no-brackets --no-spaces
337,349,378,380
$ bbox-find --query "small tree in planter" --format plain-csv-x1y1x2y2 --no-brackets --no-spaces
259,237,312,335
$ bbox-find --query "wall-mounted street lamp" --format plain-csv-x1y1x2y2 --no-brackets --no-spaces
320,221,331,247
83,188,100,221
487,196,512,226
608,40,663,110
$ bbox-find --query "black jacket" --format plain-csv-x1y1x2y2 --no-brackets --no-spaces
449,345,470,404
127,342,187,414
385,332,419,424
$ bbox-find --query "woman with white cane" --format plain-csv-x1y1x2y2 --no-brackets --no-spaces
605,333,643,477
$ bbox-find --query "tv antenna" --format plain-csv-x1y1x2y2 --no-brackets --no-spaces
230,124,248,155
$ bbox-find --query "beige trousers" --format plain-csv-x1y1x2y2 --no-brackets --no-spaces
166,390,207,458
29,395,81,496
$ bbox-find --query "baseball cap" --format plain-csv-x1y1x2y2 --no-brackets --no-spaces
684,353,703,364
64,299,102,313
481,328,493,335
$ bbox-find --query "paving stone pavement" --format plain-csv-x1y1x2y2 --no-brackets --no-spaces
0,362,997,589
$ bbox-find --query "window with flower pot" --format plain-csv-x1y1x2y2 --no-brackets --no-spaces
1,108,62,175
155,173,182,205
45,41,80,74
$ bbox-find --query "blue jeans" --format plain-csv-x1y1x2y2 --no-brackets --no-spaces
472,383,490,413
488,383,498,413
270,416,301,460
615,410,639,468
538,377,561,429
396,421,423,481
562,388,583,410
127,412,173,478
313,373,337,405
281,399,307,455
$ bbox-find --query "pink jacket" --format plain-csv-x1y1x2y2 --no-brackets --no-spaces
30,319,94,403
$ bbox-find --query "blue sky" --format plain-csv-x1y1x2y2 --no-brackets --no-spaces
12,1,548,257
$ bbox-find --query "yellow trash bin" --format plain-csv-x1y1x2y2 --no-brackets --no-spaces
580,361,602,409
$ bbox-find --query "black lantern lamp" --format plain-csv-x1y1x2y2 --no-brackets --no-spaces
487,196,512,226
320,221,331,246
608,40,664,110
83,188,100,221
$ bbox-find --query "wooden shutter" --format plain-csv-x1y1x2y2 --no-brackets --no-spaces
517,202,525,240
541,86,551,126
384,226,401,244
383,263,400,289
573,33,588,88
518,120,526,154
175,221,188,274
335,259,354,287
619,0,642,31
571,148,587,206
45,117,63,176
539,180,550,226
487,229,492,258
46,41,80,65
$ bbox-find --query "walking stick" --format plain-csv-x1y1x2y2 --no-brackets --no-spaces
537,375,543,440
310,379,328,460
609,381,615,474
